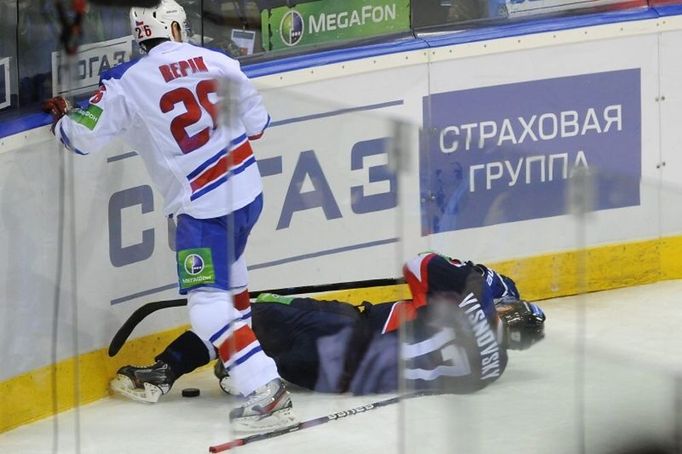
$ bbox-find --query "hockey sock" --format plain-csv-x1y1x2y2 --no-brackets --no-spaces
214,324,279,396
156,330,211,378
233,288,252,326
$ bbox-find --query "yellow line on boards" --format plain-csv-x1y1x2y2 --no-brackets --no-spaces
2,236,681,433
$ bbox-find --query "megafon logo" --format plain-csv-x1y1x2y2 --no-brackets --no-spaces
184,254,205,275
280,10,304,46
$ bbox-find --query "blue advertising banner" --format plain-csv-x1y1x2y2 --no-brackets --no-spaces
420,69,641,235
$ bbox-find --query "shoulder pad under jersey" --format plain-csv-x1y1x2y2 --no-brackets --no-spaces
99,57,141,83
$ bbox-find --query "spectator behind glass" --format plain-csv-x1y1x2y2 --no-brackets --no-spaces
412,0,488,28
0,0,18,110
0,0,17,59
199,0,265,57
16,0,130,108
17,0,58,107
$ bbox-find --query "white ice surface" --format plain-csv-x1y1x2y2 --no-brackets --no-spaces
1,281,681,454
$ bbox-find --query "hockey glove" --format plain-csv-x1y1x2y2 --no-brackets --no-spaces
42,96,72,133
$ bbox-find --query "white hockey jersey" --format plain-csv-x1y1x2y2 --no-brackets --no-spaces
56,40,269,219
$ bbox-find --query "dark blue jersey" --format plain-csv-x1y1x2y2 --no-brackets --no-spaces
252,253,512,395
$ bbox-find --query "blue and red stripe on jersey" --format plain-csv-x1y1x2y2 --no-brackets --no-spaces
186,134,256,201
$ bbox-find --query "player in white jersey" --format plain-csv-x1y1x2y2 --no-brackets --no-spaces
43,0,295,432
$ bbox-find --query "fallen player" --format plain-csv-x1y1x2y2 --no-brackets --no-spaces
111,252,545,399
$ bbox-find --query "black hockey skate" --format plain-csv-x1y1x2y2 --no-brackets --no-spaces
229,378,297,432
110,360,176,403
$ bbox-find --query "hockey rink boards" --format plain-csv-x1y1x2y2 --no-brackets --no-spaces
1,279,680,454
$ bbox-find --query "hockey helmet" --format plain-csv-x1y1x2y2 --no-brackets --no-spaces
130,0,190,51
497,298,546,350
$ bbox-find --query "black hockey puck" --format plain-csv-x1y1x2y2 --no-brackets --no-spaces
182,388,200,398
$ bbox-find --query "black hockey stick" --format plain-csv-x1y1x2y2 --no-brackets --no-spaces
108,277,402,357
208,392,433,453
108,298,188,356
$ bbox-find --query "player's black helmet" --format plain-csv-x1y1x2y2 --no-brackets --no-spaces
497,298,546,350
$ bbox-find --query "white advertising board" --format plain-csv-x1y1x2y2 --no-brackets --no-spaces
51,36,135,97
655,29,682,238
503,0,630,17
2,18,681,379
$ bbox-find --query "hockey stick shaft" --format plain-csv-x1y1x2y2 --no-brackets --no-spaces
108,277,403,357
108,299,188,356
208,392,429,453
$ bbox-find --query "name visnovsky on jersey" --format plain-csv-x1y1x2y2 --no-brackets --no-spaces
458,292,502,380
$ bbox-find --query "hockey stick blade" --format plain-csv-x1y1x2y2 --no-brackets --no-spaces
208,392,432,453
108,299,188,357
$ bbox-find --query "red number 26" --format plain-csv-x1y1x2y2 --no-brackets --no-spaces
159,79,219,154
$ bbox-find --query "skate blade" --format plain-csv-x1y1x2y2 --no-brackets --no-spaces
218,376,240,396
110,374,163,404
230,407,298,433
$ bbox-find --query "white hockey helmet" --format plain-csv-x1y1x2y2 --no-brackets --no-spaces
130,0,190,51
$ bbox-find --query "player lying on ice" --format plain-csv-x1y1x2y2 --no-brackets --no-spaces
111,252,546,398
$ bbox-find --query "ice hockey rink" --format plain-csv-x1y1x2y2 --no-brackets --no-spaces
1,280,680,454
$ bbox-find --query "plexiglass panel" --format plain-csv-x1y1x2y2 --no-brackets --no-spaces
397,158,682,454
1,10,682,454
